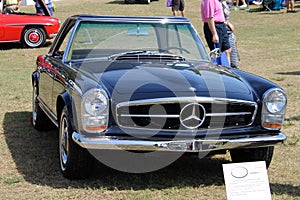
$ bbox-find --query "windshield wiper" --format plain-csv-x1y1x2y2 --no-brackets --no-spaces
109,50,185,61
108,50,147,60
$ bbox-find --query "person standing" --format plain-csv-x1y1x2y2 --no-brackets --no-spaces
222,0,239,68
172,0,185,17
286,0,296,12
4,0,22,13
201,0,231,64
34,0,54,15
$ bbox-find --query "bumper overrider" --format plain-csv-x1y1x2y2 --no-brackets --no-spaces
72,132,286,152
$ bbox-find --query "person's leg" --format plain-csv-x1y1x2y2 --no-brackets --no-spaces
229,34,238,68
291,0,295,11
225,48,231,65
172,0,180,16
286,0,290,11
179,0,185,17
240,0,247,8
181,10,185,17
235,0,240,10
217,23,231,65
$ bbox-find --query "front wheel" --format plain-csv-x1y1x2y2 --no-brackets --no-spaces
22,27,46,48
230,146,274,169
59,106,94,179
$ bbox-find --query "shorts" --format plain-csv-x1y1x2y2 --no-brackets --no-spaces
203,22,231,52
172,0,185,11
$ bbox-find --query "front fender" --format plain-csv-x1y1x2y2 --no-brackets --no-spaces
56,90,77,131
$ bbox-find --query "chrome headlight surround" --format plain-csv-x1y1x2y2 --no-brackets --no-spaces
81,88,109,133
261,88,287,130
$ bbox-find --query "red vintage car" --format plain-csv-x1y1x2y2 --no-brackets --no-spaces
0,0,60,48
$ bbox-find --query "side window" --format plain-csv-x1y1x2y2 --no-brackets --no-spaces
51,20,76,59
59,30,73,56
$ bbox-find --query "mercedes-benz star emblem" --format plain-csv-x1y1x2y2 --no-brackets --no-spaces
179,103,206,129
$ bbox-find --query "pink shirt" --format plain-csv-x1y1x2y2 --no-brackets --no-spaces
201,0,225,23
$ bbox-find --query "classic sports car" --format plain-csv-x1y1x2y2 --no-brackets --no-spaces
32,15,287,179
0,0,59,48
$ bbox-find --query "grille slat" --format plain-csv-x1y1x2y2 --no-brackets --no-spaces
116,97,257,131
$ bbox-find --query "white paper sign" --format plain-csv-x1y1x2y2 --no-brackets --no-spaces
222,161,272,200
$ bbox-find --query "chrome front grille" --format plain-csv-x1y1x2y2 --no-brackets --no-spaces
116,97,257,131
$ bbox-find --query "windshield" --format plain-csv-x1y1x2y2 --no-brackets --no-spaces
66,21,210,62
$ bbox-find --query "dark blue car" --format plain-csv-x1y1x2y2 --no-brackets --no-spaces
32,15,287,179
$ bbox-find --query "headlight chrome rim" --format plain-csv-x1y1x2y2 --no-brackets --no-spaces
263,88,287,114
262,88,287,130
82,88,109,133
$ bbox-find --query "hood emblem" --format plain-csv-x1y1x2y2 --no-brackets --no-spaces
179,103,206,129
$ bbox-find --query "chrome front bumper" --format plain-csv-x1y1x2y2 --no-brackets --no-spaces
72,132,286,152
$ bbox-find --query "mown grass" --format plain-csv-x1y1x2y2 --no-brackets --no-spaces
0,0,299,199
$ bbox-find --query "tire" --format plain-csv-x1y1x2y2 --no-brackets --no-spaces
22,27,46,48
32,84,53,131
144,0,151,4
59,106,94,179
230,146,274,169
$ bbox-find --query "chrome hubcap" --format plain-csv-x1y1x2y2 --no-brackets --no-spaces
29,31,40,43
24,28,43,47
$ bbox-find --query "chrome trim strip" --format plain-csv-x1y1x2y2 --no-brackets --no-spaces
72,132,286,152
120,112,252,118
207,112,252,116
6,23,54,27
77,16,190,24
49,33,58,38
116,97,257,108
120,114,179,118
37,98,58,127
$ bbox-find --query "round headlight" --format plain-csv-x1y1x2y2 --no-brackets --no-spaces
264,89,287,114
84,89,108,115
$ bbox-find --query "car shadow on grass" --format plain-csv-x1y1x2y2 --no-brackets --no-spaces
0,41,52,50
3,111,300,197
4,111,227,189
277,71,300,76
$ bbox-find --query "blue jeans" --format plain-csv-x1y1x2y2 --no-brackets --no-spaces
36,4,53,15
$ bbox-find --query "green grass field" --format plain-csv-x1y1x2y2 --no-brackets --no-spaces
0,0,299,199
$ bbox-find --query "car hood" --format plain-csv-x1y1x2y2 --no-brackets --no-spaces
77,61,254,101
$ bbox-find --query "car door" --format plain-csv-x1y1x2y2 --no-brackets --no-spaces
46,19,76,117
37,55,56,118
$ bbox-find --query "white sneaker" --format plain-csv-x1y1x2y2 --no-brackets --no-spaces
253,1,262,5
239,4,247,8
